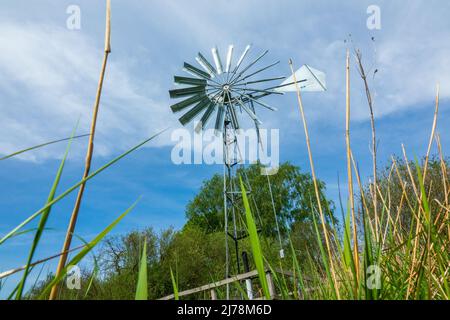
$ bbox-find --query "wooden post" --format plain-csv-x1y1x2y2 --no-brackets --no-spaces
210,289,217,300
266,272,275,299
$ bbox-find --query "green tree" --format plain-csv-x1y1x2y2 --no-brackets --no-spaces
185,162,335,237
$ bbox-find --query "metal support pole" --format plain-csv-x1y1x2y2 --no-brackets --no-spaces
223,122,230,300
242,251,253,300
223,110,245,299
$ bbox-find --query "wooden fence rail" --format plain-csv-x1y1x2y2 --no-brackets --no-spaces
159,268,310,300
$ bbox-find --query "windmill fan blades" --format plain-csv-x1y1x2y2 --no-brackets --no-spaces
179,99,211,126
214,105,225,134
183,62,211,79
225,45,234,73
168,45,323,132
195,103,215,133
237,91,278,111
196,52,216,76
229,105,240,130
236,50,269,78
174,76,207,86
170,93,207,113
211,47,223,74
235,44,251,72
236,98,262,125
169,85,206,98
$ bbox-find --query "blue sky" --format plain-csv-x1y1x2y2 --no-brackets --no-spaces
1,0,449,296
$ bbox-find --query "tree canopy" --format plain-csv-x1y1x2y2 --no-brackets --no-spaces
185,162,335,237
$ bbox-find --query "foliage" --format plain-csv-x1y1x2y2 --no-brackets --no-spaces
185,162,335,237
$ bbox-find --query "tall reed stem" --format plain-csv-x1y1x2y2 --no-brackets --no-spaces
288,59,340,299
406,84,439,298
354,49,378,239
345,50,360,287
423,84,440,179
49,0,111,300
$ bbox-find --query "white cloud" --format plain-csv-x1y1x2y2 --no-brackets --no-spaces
0,21,174,161
1,0,449,162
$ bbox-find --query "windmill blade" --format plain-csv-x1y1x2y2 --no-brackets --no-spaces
225,45,234,73
170,44,282,133
234,87,284,96
230,89,277,111
169,85,206,98
250,101,263,151
183,62,211,80
242,76,286,86
195,103,216,133
226,92,240,131
211,47,223,75
174,76,207,86
237,61,280,82
275,65,326,92
235,98,262,125
170,93,207,113
263,80,306,91
214,104,225,135
229,105,240,131
179,98,211,125
196,52,216,77
241,92,271,102
233,50,269,81
234,44,252,73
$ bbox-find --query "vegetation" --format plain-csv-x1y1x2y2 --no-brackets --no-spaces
14,156,448,300
22,162,332,299
186,163,334,235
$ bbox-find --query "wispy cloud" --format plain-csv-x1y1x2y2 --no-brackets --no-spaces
0,0,449,162
0,21,173,161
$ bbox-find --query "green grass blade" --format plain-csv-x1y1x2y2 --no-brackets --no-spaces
0,128,167,245
38,199,139,299
9,227,55,240
170,266,179,300
287,233,306,299
135,238,148,300
311,210,337,299
71,234,100,299
16,125,78,299
84,263,98,299
239,176,270,299
343,204,353,269
0,134,89,161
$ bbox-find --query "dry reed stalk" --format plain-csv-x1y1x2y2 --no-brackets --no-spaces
401,144,420,198
386,161,396,218
349,151,375,238
390,158,420,256
288,59,340,299
435,134,448,206
435,134,450,241
354,49,379,241
403,143,422,298
392,192,406,244
345,50,360,286
375,184,394,246
391,156,416,213
49,0,111,300
405,85,440,298
423,84,440,179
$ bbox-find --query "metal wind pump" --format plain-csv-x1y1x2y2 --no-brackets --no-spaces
169,44,326,298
